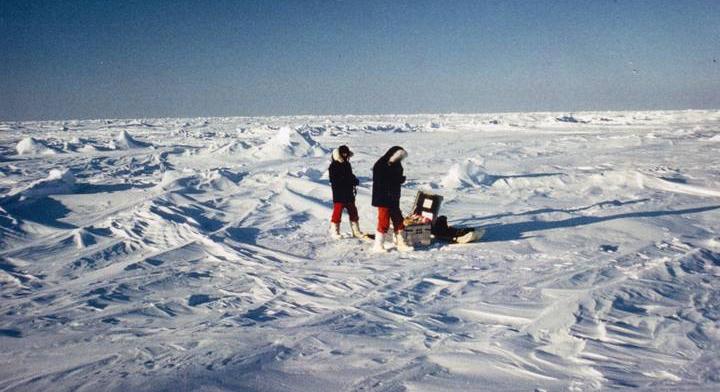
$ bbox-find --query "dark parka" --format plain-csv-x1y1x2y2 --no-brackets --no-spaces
371,146,407,209
329,150,359,203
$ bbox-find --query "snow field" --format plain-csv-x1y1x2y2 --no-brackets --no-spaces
0,111,720,391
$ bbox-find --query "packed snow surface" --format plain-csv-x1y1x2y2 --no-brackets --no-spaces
1,111,720,391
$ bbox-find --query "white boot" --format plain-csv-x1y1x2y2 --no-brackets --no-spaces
350,221,365,238
329,222,341,240
372,231,387,253
394,230,415,252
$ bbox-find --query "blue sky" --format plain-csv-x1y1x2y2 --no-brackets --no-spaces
1,0,719,120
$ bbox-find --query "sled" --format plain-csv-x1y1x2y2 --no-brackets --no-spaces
362,191,484,246
451,227,485,244
364,228,485,244
431,214,485,245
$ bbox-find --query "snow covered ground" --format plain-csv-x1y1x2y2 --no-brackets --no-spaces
1,110,720,391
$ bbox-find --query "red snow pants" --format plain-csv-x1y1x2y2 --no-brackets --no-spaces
331,202,359,223
376,207,404,234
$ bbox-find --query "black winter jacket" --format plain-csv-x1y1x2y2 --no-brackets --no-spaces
329,155,359,204
371,146,406,208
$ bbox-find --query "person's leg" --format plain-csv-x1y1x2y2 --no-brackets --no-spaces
376,207,391,233
373,207,390,252
389,207,405,232
331,202,344,224
347,203,359,222
329,202,343,239
390,207,413,251
347,203,364,238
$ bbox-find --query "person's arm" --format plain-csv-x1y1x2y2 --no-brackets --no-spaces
329,163,338,183
349,163,360,186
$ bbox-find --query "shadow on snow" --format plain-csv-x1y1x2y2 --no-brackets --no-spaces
477,204,720,242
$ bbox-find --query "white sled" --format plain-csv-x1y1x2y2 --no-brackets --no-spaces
453,228,485,244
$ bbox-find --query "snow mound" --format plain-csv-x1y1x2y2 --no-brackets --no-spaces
441,159,489,189
290,167,325,180
158,170,195,191
109,130,151,150
556,115,589,124
156,168,244,193
64,137,100,153
363,123,421,133
211,140,252,155
199,169,245,192
78,144,99,153
16,137,58,155
72,228,97,249
14,169,76,199
252,127,326,160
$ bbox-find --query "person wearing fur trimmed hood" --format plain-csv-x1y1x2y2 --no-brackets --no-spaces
328,145,365,239
371,146,414,252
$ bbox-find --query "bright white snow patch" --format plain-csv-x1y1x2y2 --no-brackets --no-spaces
11,168,76,199
16,136,58,155
252,126,326,160
441,159,489,188
109,130,151,150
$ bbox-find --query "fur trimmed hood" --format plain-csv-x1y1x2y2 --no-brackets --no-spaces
331,148,345,163
388,148,408,163
374,146,407,170
332,145,354,163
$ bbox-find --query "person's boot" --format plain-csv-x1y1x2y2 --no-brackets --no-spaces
372,231,387,252
350,221,365,238
329,222,342,240
394,230,415,252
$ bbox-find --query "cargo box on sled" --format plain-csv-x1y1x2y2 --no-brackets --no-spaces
402,191,443,246
401,190,484,246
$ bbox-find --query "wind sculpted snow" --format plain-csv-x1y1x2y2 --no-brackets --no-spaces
1,111,720,391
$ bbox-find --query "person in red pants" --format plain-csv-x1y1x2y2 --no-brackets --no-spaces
371,146,413,252
328,145,365,239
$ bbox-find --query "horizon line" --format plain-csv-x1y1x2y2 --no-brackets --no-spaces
2,106,719,124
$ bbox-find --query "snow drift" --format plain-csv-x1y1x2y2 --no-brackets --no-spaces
252,126,327,160
1,110,720,391
441,159,489,188
109,130,151,150
16,137,59,155
8,168,76,200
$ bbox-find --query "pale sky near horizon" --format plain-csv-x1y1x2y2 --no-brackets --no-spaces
1,0,719,121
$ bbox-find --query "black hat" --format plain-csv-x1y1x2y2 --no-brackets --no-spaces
338,145,353,157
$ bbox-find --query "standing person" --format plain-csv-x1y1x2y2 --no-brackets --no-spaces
328,145,365,239
371,146,414,252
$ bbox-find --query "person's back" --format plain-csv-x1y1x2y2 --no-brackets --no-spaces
370,146,413,252
371,147,405,209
